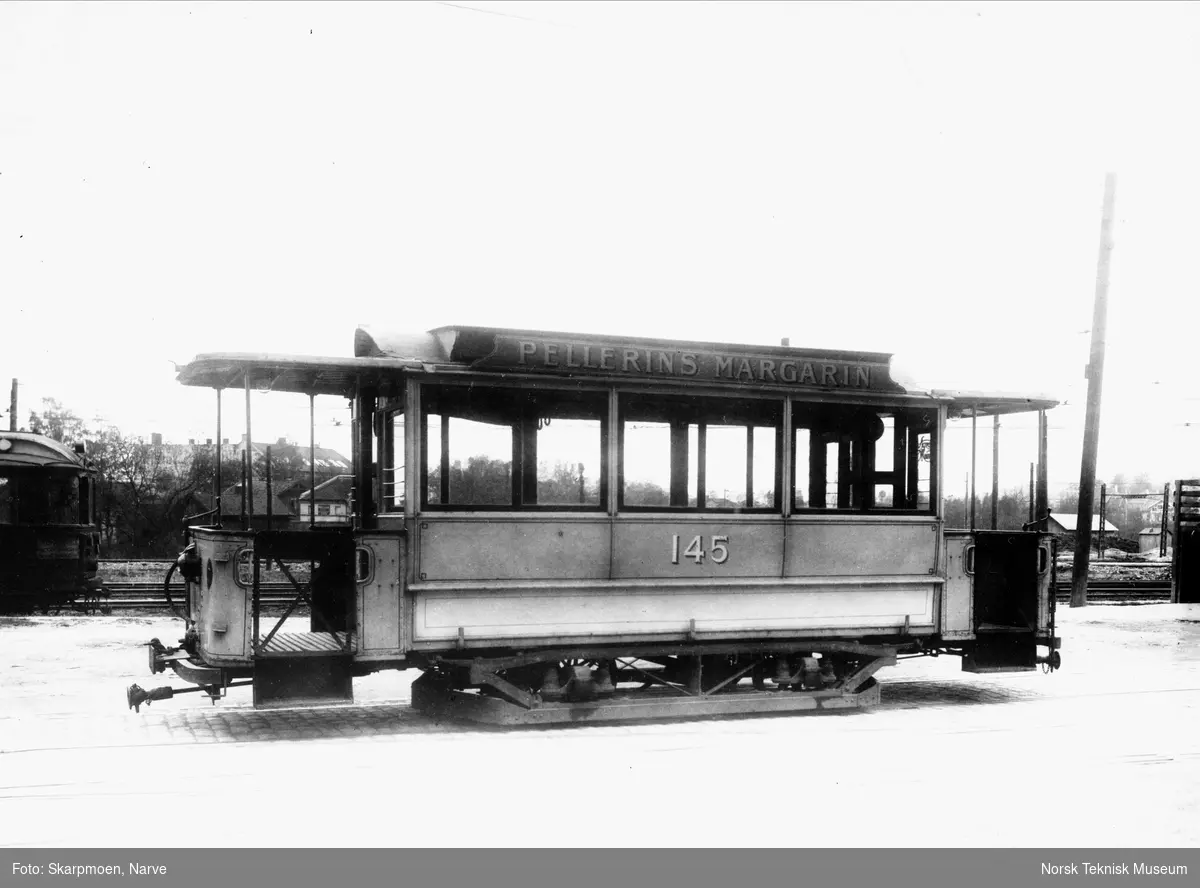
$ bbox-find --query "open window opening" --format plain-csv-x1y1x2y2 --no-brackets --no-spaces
619,395,781,511
380,407,406,513
420,385,608,510
792,404,936,513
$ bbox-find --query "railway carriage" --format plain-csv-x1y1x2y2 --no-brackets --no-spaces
0,431,102,613
129,326,1061,724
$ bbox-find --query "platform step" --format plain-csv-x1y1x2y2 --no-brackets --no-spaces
253,657,354,709
975,623,1034,635
256,631,353,657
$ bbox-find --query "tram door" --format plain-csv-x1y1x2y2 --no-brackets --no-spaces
356,533,406,657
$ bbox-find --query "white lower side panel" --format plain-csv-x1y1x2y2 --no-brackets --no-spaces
411,581,937,646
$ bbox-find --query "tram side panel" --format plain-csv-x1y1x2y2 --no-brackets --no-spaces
407,514,940,651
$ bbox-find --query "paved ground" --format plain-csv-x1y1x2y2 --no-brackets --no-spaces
2,604,1198,847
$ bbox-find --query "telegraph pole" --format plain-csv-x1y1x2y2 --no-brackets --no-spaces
1070,173,1117,608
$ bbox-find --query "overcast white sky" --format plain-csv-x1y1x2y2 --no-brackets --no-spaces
3,0,1199,494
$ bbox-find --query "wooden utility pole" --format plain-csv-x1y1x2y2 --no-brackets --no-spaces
1070,173,1117,608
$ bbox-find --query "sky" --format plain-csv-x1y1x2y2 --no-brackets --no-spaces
3,0,1200,496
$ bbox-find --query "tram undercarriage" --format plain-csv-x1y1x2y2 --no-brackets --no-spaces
410,644,894,725
128,634,900,724
128,612,1053,727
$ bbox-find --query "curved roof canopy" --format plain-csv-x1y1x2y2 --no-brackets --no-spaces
0,432,91,471
174,325,1059,416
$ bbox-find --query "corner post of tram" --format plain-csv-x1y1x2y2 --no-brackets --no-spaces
350,383,408,662
943,403,1060,674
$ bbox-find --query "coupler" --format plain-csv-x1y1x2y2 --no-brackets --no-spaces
126,679,253,712
126,683,176,712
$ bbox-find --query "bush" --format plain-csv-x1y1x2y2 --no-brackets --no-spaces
1053,531,1139,554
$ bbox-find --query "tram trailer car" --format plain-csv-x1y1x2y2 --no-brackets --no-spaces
129,326,1062,725
0,432,102,614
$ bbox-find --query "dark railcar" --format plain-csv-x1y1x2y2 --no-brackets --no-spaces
0,432,101,613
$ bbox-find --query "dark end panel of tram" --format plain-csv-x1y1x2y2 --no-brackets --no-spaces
964,531,1040,672
1174,483,1200,604
1175,527,1200,604
255,529,357,633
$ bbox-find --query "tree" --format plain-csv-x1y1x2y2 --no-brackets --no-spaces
427,456,513,506
1055,485,1080,516
26,398,89,444
538,460,600,505
252,447,308,486
87,430,212,555
943,496,968,528
22,399,215,556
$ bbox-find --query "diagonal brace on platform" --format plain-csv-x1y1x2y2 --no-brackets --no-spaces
467,662,538,710
840,655,896,693
255,557,351,655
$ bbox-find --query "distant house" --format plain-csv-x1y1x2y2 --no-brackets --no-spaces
1138,527,1173,554
208,481,293,530
233,437,351,481
1045,513,1120,535
296,474,354,526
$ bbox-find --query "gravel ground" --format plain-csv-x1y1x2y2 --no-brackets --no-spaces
1,603,1198,847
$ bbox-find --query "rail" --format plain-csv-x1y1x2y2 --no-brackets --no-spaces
99,583,301,611
82,561,1170,612
1052,580,1170,603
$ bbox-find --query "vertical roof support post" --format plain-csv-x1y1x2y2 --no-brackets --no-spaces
266,444,273,532
240,449,248,531
309,392,316,530
244,371,253,529
991,414,1000,529
215,388,223,528
1028,462,1035,525
1036,409,1049,526
970,408,977,531
355,386,377,530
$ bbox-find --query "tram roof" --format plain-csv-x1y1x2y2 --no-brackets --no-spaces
0,431,91,470
174,326,1059,415
935,390,1061,418
174,353,426,396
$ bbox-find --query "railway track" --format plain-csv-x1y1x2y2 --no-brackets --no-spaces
79,562,1172,611
94,583,303,611
1053,580,1171,603
80,582,1172,611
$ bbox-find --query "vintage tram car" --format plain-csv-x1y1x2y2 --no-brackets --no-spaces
129,326,1061,724
0,431,102,614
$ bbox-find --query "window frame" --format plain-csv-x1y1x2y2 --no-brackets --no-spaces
616,391,784,514
418,380,610,512
789,399,939,515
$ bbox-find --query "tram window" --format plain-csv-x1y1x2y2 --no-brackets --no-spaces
421,385,607,510
381,410,405,512
536,419,603,507
78,476,91,525
792,404,936,513
619,395,781,511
